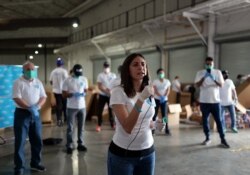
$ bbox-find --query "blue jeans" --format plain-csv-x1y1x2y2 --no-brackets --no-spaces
221,105,237,130
66,108,86,148
153,99,167,121
14,108,43,172
200,103,225,140
107,150,155,175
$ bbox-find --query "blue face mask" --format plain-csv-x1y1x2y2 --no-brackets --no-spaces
24,70,37,79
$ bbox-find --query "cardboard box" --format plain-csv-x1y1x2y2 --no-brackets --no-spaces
180,105,193,119
236,78,250,108
168,89,177,104
168,104,182,127
180,92,191,106
41,88,53,124
235,102,247,114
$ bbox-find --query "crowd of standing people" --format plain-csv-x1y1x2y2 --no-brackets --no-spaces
12,53,242,175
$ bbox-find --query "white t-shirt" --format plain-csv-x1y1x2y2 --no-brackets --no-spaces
110,77,121,90
49,67,68,94
97,72,116,96
172,79,181,92
220,79,236,106
13,77,47,108
110,86,155,150
152,78,171,100
195,69,224,103
62,76,88,109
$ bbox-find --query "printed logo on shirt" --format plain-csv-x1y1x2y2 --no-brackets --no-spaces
34,84,40,89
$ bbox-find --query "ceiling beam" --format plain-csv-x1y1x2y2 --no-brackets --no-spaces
0,48,54,55
0,17,79,30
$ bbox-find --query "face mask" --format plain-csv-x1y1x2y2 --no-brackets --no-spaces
74,72,82,77
104,68,110,73
24,70,37,79
205,64,214,70
158,73,165,79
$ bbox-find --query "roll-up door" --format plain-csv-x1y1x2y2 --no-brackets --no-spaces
220,41,250,82
140,51,161,81
168,46,206,83
92,58,105,83
110,54,126,74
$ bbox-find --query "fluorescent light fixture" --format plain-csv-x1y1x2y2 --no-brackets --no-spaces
35,50,39,54
38,44,43,48
72,22,78,28
29,55,34,59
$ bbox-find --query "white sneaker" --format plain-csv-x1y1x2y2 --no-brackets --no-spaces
202,139,211,146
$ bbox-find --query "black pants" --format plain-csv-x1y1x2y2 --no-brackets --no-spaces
54,93,67,122
97,94,114,127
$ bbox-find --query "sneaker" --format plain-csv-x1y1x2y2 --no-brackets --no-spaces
14,169,24,175
30,164,46,172
96,126,101,132
57,120,63,127
165,129,171,136
77,145,87,152
221,139,230,148
66,147,73,154
202,139,212,146
232,128,238,133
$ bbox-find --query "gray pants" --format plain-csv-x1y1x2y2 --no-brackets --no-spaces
66,108,86,148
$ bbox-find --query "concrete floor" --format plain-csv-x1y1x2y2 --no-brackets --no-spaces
1,121,250,175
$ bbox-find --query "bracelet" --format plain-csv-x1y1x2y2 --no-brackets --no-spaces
134,103,142,113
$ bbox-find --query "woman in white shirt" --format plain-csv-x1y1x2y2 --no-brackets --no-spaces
108,53,155,175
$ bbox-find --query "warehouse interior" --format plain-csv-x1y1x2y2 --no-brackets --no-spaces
1,0,250,174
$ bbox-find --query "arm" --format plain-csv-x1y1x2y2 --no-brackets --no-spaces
153,85,161,96
112,99,143,134
196,77,206,87
62,90,73,98
164,87,170,97
37,97,46,108
98,82,110,95
13,98,30,109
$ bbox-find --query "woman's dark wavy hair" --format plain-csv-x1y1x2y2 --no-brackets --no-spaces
120,53,150,98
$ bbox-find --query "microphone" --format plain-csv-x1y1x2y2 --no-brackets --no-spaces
143,75,153,103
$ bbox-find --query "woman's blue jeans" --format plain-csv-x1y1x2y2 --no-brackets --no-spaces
107,150,155,175
221,105,237,130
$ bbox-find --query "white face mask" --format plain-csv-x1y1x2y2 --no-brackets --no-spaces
104,68,110,73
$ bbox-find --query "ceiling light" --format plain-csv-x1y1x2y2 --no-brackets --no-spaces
35,50,39,54
29,55,34,59
72,22,78,28
38,44,43,48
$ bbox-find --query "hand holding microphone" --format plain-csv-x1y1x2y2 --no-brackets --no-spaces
138,84,154,102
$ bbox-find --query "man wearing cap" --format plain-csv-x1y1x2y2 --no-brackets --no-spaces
49,58,68,126
220,70,238,133
62,64,88,154
96,61,116,132
13,61,47,175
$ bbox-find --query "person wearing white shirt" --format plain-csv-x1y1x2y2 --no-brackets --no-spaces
96,61,116,132
195,57,230,148
49,58,68,126
152,68,171,135
108,53,155,175
12,61,47,175
220,70,238,133
62,64,88,154
171,76,181,103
